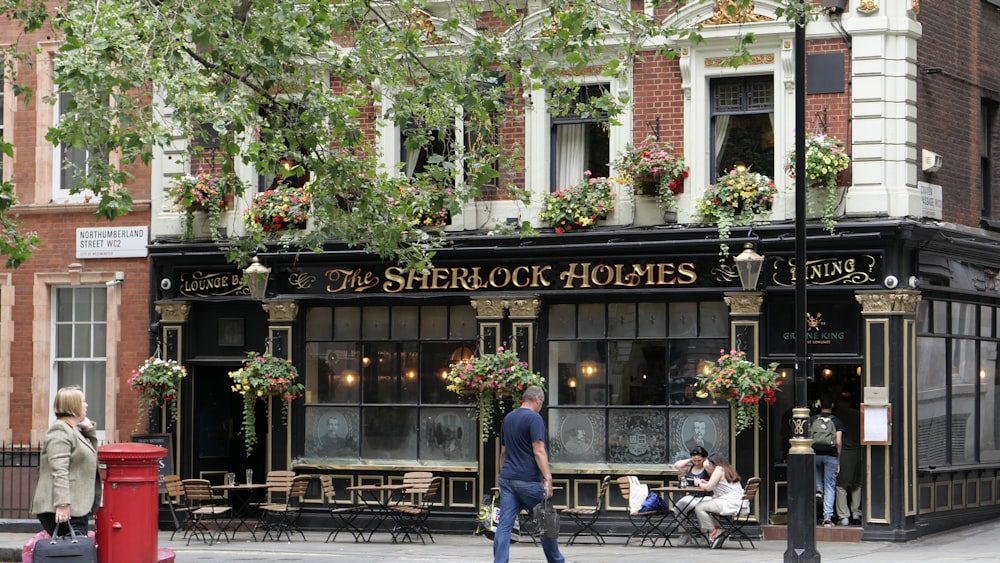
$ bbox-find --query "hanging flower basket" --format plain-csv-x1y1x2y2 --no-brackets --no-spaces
228,352,305,454
129,357,186,429
244,183,311,233
446,347,546,442
785,134,851,234
613,136,689,211
695,349,782,435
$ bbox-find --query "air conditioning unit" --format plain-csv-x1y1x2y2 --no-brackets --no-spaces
922,149,943,173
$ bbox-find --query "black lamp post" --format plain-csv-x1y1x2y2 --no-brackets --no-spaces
784,9,820,563
243,256,271,300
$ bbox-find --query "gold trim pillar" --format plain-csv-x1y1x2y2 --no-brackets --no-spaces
855,290,920,538
261,299,299,472
725,292,764,519
153,300,190,475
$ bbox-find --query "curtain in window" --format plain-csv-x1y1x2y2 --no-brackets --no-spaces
713,115,731,176
556,123,586,190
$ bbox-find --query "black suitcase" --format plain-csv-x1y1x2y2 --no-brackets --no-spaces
32,526,97,563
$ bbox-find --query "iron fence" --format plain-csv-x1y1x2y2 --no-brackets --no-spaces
0,442,40,520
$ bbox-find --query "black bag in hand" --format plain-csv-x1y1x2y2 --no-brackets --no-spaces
32,525,97,563
531,498,560,539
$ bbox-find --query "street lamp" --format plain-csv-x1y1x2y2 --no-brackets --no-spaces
243,256,271,300
734,242,764,291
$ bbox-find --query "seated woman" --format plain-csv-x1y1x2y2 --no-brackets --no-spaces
672,446,711,515
691,453,746,549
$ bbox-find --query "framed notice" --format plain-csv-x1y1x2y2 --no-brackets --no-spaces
860,404,891,445
131,433,174,492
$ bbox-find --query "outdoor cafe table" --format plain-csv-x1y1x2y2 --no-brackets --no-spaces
210,483,270,541
648,485,710,547
346,484,411,542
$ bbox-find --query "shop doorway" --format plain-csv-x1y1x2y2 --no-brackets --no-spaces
190,364,265,485
767,361,862,525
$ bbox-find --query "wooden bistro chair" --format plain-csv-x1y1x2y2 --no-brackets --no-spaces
164,475,193,541
715,476,761,549
389,475,443,544
259,474,312,542
181,479,232,545
616,476,671,546
320,475,364,543
561,475,612,545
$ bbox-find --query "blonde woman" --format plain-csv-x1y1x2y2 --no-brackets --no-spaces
31,386,102,536
691,453,745,549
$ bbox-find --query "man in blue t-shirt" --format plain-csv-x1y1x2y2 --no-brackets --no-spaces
493,386,565,563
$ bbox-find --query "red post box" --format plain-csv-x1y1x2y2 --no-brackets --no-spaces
97,443,172,563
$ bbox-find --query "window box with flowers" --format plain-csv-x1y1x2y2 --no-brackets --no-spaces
695,349,782,435
129,357,186,429
446,347,546,442
244,183,311,234
613,136,689,217
695,168,777,258
169,173,247,239
539,172,617,233
228,352,305,453
785,133,851,234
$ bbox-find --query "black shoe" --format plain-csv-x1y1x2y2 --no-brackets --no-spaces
711,532,725,549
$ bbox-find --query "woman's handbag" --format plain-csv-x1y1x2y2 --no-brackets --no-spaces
31,524,97,563
530,498,561,539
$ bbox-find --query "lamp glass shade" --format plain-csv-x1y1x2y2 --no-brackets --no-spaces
734,242,764,291
243,257,271,300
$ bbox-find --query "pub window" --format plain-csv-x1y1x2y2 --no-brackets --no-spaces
546,302,729,467
303,304,477,465
916,297,1000,466
710,76,775,180
550,84,611,191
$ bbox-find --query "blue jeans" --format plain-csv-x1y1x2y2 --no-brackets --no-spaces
493,478,565,563
815,454,839,520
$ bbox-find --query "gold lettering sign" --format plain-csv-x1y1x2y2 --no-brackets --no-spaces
771,255,879,286
179,271,248,297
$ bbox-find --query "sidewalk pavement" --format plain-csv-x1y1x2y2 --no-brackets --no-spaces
2,518,998,562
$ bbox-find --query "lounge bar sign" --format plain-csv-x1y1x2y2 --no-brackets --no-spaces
770,254,880,286
178,270,250,297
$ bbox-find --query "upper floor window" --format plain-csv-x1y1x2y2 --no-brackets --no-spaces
52,286,107,433
710,76,774,179
550,84,610,192
53,92,105,202
981,99,996,218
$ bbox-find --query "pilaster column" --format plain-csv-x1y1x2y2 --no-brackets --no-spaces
855,290,920,539
470,298,505,355
725,291,765,519
261,299,299,471
504,297,541,371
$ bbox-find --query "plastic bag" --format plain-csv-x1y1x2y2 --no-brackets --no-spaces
640,492,668,512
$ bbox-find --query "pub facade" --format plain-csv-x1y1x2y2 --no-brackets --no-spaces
142,0,1000,541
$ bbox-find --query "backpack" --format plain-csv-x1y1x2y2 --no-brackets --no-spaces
811,415,837,451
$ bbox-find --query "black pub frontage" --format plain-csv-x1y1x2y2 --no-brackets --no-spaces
148,219,1000,540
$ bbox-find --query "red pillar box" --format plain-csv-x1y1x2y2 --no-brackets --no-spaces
97,443,172,563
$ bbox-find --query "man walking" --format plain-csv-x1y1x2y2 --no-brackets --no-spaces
493,386,565,563
833,391,862,525
811,393,845,527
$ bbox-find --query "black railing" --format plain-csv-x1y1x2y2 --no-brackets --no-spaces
0,442,40,520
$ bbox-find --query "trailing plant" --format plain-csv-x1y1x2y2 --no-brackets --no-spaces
695,349,782,435
129,357,186,429
539,171,617,233
786,133,851,234
169,173,246,239
695,168,777,258
228,352,305,453
446,346,546,442
613,136,689,211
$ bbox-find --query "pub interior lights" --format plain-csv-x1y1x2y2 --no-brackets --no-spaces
243,256,271,300
567,377,577,389
580,361,599,378
734,242,764,292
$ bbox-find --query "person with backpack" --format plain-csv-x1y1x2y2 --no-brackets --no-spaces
811,393,845,527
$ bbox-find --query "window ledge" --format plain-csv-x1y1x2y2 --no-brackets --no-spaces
13,200,151,215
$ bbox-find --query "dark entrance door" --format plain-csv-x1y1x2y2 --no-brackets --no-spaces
190,364,266,484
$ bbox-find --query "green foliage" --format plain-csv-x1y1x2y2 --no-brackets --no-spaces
229,352,305,454
695,168,777,258
170,173,247,239
695,349,782,435
785,134,851,234
129,357,186,429
0,0,804,269
540,173,617,233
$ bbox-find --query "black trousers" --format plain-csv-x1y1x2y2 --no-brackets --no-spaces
37,512,90,537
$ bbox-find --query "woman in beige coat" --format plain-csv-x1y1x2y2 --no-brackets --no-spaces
31,386,102,536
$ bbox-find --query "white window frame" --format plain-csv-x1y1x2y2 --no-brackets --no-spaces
50,285,108,441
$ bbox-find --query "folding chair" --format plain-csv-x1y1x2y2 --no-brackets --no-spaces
181,479,232,545
617,476,671,546
716,476,761,549
164,475,193,541
389,475,442,544
561,475,611,545
320,475,364,543
259,474,312,542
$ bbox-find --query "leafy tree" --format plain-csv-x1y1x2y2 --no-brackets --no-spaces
0,0,813,270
